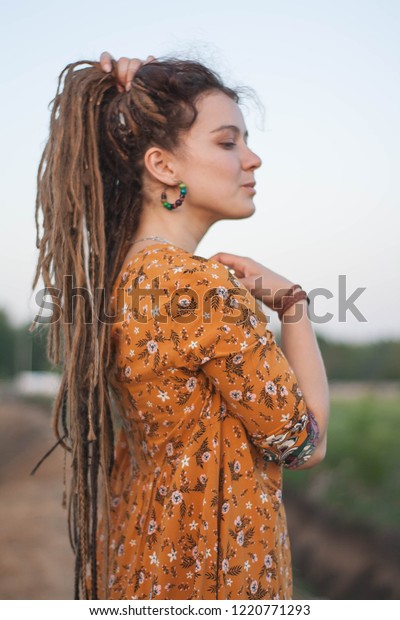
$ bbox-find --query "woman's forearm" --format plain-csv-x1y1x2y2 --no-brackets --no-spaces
280,299,330,466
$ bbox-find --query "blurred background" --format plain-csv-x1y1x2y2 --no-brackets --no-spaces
1,0,399,600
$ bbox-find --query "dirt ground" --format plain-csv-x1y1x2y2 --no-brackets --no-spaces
1,395,399,600
285,491,400,599
0,397,73,599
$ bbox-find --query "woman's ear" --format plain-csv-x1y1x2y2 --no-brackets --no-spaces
143,146,178,187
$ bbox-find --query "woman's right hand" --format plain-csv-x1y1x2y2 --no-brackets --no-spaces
209,251,295,309
99,51,156,92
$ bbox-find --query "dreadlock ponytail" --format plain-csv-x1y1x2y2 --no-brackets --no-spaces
31,61,132,599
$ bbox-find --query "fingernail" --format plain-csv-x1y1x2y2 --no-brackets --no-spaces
104,63,112,72
125,83,131,92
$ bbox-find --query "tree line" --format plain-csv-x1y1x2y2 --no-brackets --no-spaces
0,308,399,381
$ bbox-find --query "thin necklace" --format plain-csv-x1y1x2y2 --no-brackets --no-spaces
130,235,175,246
131,235,191,251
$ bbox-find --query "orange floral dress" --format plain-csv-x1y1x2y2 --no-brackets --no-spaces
96,242,319,600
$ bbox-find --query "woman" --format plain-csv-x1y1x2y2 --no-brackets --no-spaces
32,51,329,600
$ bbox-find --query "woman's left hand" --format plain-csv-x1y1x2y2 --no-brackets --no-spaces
209,251,294,309
99,51,156,92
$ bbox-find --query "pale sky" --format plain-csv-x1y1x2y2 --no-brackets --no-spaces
1,0,399,342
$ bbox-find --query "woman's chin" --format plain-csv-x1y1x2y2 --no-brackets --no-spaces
208,200,256,222
237,201,256,219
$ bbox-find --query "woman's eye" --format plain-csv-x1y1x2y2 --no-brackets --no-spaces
220,142,236,148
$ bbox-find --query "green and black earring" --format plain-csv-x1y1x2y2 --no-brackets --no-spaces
161,182,187,210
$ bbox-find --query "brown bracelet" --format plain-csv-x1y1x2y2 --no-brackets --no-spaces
273,284,301,313
276,284,309,321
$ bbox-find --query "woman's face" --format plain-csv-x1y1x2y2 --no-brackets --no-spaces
173,90,262,223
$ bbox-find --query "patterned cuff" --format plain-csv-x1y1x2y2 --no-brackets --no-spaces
282,407,320,469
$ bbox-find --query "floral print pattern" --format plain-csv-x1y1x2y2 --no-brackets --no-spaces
95,243,319,600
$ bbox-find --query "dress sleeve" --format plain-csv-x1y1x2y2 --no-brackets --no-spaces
163,260,320,469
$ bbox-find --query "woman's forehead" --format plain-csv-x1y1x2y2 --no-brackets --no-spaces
193,91,246,132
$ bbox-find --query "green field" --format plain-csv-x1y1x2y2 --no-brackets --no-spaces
284,396,400,529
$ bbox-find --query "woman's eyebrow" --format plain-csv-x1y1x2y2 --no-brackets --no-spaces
210,124,249,140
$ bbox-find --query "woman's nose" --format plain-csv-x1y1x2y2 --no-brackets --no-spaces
244,147,262,170
252,151,262,169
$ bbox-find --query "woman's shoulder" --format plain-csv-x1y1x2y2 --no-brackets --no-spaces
110,242,248,331
111,242,268,333
111,242,252,322
116,242,235,290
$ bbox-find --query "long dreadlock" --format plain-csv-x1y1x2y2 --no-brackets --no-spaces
30,57,240,599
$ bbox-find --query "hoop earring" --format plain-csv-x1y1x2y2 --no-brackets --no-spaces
161,182,187,210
